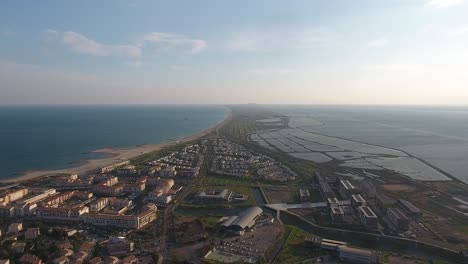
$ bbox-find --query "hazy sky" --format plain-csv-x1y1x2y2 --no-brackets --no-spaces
1,0,468,105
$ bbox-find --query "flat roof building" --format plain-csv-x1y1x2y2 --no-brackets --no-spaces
331,207,345,222
316,172,335,200
338,246,378,264
359,181,376,198
339,180,358,199
398,199,422,218
358,206,378,230
196,189,232,201
375,193,397,213
351,194,367,209
387,207,410,232
299,189,310,202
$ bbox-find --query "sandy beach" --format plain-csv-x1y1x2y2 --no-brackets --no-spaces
0,110,231,184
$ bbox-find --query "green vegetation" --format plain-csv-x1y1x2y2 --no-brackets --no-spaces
198,216,222,231
276,226,323,264
200,174,258,187
381,252,451,264
218,106,275,140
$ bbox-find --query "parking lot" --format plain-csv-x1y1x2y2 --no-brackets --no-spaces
212,220,284,261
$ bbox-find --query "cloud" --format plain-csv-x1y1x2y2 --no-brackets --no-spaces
449,26,468,35
61,31,142,58
367,37,388,47
170,65,186,71
423,24,468,37
426,0,464,8
370,63,442,73
122,60,143,68
45,30,207,59
45,30,141,58
226,28,332,52
143,32,207,54
248,68,296,75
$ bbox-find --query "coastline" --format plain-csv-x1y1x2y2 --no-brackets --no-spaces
0,109,232,184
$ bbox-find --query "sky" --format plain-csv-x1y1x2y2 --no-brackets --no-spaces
1,0,468,105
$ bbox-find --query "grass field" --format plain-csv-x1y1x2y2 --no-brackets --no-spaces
275,225,323,263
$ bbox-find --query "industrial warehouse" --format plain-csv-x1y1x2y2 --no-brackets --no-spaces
220,206,263,236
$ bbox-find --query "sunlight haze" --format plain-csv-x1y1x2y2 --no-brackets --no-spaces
1,0,468,105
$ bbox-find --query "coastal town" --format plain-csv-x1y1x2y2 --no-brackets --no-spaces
0,107,468,264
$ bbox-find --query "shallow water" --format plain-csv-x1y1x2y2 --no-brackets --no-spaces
273,105,468,183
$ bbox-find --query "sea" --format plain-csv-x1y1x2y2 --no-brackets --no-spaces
0,105,228,180
273,105,468,184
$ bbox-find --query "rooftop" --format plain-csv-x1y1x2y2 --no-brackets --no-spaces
359,206,377,218
340,180,356,190
338,245,375,257
399,199,421,214
351,194,366,203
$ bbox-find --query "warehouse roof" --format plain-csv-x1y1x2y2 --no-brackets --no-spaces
221,206,263,231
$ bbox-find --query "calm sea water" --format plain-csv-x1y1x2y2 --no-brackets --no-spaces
0,105,227,180
273,105,468,184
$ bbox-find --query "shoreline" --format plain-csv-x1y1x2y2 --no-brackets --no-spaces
0,109,232,184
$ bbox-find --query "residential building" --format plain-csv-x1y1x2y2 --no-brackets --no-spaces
11,242,26,254
158,166,177,178
83,203,157,229
41,191,76,207
0,188,28,206
177,168,200,178
0,206,14,218
8,222,22,234
37,206,89,221
107,236,134,255
116,165,137,176
104,256,119,264
99,161,130,173
123,176,147,193
89,198,109,212
122,255,138,264
92,182,123,196
79,241,95,256
53,256,68,264
88,257,102,264
146,194,172,205
19,254,42,264
25,228,40,239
